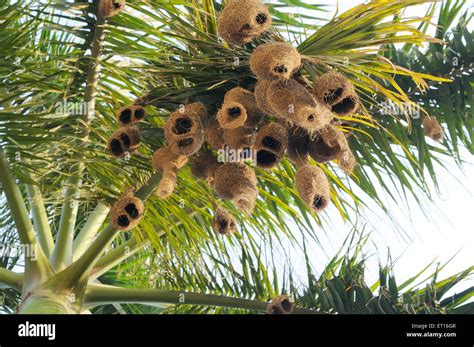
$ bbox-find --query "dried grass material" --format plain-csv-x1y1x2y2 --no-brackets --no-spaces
217,0,272,45
108,126,140,157
116,105,146,126
250,42,301,81
313,72,359,116
254,123,288,169
295,165,330,214
223,126,256,151
217,88,261,129
190,152,221,181
165,103,206,156
338,149,356,175
287,125,310,167
152,146,188,199
254,79,276,116
99,0,125,18
213,163,258,213
267,79,333,132
422,116,444,142
110,195,144,231
266,295,294,315
204,118,226,150
308,125,348,163
213,206,236,235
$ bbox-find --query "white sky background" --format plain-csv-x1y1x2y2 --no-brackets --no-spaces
279,0,474,294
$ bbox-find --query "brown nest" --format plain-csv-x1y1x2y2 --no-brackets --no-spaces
110,194,144,231
204,118,226,150
217,87,261,129
164,103,206,156
295,165,330,214
213,162,258,213
266,295,294,315
287,125,310,167
250,42,301,81
217,0,272,45
254,123,288,169
108,126,140,157
99,0,125,18
267,79,333,132
308,124,349,163
314,72,359,116
213,206,237,235
190,152,222,182
223,126,257,151
422,116,444,142
254,79,276,116
116,104,146,126
152,146,188,199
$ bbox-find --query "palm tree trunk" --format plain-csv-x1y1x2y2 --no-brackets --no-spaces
18,292,76,314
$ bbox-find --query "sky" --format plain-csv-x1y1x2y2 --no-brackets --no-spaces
284,0,474,294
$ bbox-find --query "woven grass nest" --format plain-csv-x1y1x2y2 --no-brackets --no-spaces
266,295,294,315
164,103,207,156
254,123,288,169
152,146,188,199
250,42,302,81
191,152,221,182
314,72,359,116
108,126,140,157
110,194,144,231
99,0,125,18
217,0,272,45
116,104,146,126
213,206,237,235
422,116,444,142
217,87,261,129
295,165,330,214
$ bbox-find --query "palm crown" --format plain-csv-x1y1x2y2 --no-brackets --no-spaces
0,0,472,314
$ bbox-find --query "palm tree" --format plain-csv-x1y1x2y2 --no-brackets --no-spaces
0,0,472,314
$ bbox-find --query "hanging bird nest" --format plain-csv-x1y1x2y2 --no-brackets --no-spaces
223,126,257,151
313,72,359,116
99,0,125,18
217,87,261,129
250,42,301,81
308,124,349,163
266,295,294,315
213,206,236,235
422,116,444,142
287,125,310,167
152,146,188,199
338,149,356,175
295,165,330,214
190,152,222,182
110,194,144,231
217,0,272,45
254,79,277,116
164,103,206,156
108,126,140,157
116,104,146,126
204,118,226,150
267,79,333,132
254,123,288,169
213,162,258,213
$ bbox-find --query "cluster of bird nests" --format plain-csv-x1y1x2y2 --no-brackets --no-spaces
106,0,443,239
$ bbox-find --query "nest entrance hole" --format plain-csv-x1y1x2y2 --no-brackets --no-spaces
173,117,193,135
280,298,292,313
119,109,132,124
125,203,139,219
110,139,123,156
332,97,355,114
117,215,130,228
256,13,268,25
257,150,277,166
120,133,131,147
227,107,242,119
134,108,145,119
274,64,288,74
178,138,194,148
313,195,326,210
262,136,281,151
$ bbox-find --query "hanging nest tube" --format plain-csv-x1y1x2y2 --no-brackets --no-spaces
217,87,261,129
213,206,237,236
266,295,294,315
250,42,301,81
295,165,330,214
110,194,144,231
213,162,258,214
254,123,288,169
422,116,444,142
190,152,222,182
204,118,226,150
217,0,272,45
108,126,140,157
164,103,207,156
287,125,310,167
152,146,188,199
313,72,359,116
